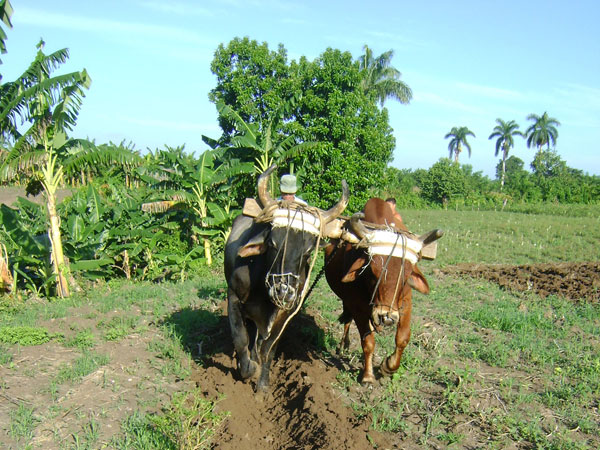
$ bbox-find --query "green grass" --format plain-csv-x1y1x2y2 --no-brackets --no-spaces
8,403,39,445
53,351,111,386
64,328,95,350
0,326,52,345
399,208,600,266
112,390,228,450
67,417,101,450
97,315,142,341
110,411,175,449
1,206,598,449
0,342,12,365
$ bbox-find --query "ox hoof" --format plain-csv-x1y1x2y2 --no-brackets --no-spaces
360,373,376,385
239,359,258,380
379,358,396,377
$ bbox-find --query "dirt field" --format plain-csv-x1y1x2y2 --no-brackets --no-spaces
193,261,600,449
1,184,598,448
0,186,73,207
1,261,599,448
440,261,600,303
193,311,396,450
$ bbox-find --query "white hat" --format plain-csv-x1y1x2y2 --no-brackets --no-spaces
280,174,297,194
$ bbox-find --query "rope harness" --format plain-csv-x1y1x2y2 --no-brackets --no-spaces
256,202,324,311
330,221,421,337
254,202,326,358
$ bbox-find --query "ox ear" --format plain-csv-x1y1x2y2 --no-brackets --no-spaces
408,265,430,294
238,232,268,258
341,257,367,283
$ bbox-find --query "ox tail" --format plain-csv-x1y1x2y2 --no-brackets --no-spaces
338,309,352,324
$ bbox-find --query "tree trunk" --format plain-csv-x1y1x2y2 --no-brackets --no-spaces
46,191,70,297
500,158,506,190
204,239,212,266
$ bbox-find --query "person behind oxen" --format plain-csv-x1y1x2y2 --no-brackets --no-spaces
278,174,307,206
385,197,405,230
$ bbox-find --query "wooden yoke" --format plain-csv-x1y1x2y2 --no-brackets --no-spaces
243,199,439,262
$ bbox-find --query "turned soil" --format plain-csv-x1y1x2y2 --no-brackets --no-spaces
440,261,600,303
191,261,600,448
2,260,597,449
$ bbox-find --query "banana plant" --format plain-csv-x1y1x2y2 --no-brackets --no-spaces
210,100,318,198
215,99,315,173
141,147,252,266
0,38,91,297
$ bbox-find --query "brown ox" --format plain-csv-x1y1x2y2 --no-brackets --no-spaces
324,198,442,383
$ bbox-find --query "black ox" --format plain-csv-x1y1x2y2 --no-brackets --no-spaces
224,165,349,391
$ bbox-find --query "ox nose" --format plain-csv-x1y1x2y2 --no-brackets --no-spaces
267,273,300,308
380,315,396,327
270,282,297,305
372,308,399,329
276,283,292,298
376,314,396,327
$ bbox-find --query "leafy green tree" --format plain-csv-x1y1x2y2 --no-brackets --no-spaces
378,167,429,208
496,155,535,200
525,112,560,156
291,48,395,211
445,126,475,163
208,38,304,201
357,45,412,107
420,158,467,205
208,37,296,138
208,39,396,211
531,148,567,178
488,118,524,190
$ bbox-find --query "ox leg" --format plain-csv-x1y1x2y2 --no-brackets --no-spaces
337,309,352,355
337,321,351,355
254,312,289,392
354,317,377,384
227,289,258,380
381,301,412,376
256,340,278,392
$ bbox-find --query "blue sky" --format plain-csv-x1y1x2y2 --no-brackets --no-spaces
3,0,599,178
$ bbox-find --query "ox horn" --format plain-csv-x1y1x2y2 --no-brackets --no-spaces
418,229,444,245
349,212,369,240
321,180,350,224
257,164,277,208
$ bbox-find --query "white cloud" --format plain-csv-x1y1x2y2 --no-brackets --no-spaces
138,0,214,17
454,82,524,101
414,92,483,114
17,7,211,46
364,30,430,49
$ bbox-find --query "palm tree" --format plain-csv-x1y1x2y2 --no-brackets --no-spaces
488,119,524,189
444,126,475,163
357,45,412,107
525,112,560,155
